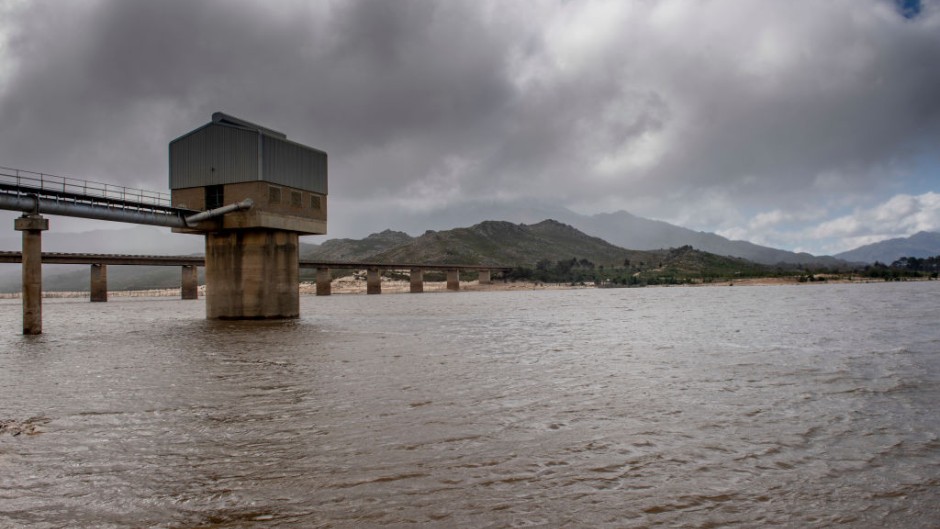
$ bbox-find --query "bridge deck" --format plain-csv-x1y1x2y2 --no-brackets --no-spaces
0,251,512,271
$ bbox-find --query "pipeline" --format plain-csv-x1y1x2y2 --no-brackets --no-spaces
185,198,253,225
0,193,189,228
0,193,253,229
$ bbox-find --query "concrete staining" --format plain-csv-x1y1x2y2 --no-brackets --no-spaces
205,230,299,319
14,214,48,334
410,268,424,293
181,265,198,300
90,264,107,302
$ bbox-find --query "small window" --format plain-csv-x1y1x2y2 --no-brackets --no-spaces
268,186,281,204
291,191,303,208
310,196,322,210
205,185,224,210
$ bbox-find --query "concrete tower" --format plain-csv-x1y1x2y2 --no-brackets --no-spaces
169,113,327,319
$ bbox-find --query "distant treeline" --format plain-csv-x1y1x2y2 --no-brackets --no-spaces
858,256,940,280
503,249,772,287
501,252,940,286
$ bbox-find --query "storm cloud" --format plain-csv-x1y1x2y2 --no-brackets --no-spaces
1,0,938,253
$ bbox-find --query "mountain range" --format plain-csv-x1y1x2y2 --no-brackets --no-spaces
305,220,660,266
339,201,847,266
302,220,769,281
1,209,938,292
834,231,940,264
561,210,843,266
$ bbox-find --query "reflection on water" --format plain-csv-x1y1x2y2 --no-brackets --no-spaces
1,282,939,528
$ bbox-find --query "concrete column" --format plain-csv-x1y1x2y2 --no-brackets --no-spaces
15,214,49,335
410,268,424,293
204,229,299,319
90,264,108,302
181,265,198,300
367,267,382,295
478,269,492,285
447,269,460,291
316,267,332,296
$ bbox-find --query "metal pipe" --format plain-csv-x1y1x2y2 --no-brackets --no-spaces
0,194,254,229
184,198,253,225
0,194,189,228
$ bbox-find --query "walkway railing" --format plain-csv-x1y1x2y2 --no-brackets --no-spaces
0,166,173,210
0,166,199,227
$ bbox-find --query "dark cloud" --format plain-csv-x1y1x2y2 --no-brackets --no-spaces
0,0,938,251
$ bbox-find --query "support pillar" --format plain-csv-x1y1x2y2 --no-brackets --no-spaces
410,268,424,293
90,264,108,302
367,267,382,295
447,269,460,291
316,267,332,296
15,214,48,335
204,230,299,319
181,265,198,300
478,269,492,284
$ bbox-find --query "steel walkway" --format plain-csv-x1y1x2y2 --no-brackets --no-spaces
0,166,198,226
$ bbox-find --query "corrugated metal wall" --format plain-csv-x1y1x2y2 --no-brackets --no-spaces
170,125,259,189
170,122,327,194
262,135,327,194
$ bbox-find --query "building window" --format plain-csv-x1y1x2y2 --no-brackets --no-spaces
291,191,303,208
310,195,322,210
205,185,224,210
269,186,282,205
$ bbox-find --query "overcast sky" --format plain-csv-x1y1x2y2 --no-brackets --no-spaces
1,0,938,255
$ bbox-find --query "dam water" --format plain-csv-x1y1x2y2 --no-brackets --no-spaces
1,282,939,528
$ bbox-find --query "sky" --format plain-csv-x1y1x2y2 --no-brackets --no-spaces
0,0,938,256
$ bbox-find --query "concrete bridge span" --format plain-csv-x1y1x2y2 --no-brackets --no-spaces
0,250,511,312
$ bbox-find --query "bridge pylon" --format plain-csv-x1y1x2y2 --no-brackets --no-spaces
14,213,48,334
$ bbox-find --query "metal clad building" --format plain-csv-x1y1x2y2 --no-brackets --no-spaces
169,112,328,235
169,112,327,194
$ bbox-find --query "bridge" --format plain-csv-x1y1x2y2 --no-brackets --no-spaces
0,250,510,301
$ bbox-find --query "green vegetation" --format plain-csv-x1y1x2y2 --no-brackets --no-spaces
502,246,781,286
857,256,940,281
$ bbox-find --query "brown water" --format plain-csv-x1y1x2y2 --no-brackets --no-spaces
1,282,939,528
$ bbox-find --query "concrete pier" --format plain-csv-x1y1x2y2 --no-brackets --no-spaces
410,268,424,293
367,267,382,295
181,265,198,300
15,214,48,335
478,269,491,284
316,267,332,296
90,264,108,302
447,269,460,291
204,230,299,319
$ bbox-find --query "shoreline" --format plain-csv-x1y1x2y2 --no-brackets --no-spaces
0,276,921,300
0,280,584,299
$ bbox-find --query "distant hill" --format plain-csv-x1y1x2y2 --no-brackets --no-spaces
369,219,652,266
325,199,845,266
305,219,774,282
0,225,203,255
0,218,810,292
1,204,844,270
301,229,413,261
568,210,844,266
0,264,205,293
835,231,940,264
